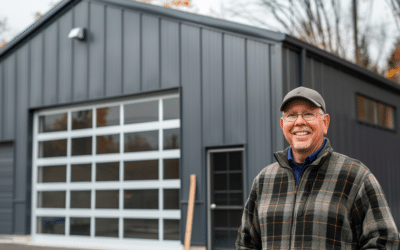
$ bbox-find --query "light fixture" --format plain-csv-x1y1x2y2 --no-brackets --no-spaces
68,27,86,41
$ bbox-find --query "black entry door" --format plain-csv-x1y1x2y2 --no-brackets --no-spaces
208,149,244,250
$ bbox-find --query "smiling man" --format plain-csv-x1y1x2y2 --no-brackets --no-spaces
236,87,399,249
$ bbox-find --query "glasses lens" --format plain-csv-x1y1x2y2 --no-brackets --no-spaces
284,114,296,122
303,112,316,121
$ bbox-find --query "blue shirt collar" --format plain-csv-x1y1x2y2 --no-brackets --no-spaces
288,138,326,168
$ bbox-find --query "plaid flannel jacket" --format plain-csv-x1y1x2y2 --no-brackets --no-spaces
236,139,400,249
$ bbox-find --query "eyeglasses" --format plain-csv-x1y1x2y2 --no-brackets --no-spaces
282,110,323,122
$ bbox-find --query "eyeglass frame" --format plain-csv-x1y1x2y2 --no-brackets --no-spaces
282,109,325,122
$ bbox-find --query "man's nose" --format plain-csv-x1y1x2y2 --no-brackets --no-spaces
293,114,307,125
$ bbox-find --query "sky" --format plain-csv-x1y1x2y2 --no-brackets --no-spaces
0,0,398,71
0,0,220,42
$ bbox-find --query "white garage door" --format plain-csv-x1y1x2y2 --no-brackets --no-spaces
31,93,181,250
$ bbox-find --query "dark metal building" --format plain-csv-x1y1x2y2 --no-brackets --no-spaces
0,0,399,249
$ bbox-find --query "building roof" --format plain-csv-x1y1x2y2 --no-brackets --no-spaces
1,0,399,93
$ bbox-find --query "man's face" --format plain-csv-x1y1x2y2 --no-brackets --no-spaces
280,98,330,154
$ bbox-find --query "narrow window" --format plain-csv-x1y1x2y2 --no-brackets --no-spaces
357,94,395,130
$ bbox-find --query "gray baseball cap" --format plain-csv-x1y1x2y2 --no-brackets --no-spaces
280,87,326,112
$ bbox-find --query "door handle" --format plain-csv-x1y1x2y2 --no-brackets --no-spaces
210,203,217,210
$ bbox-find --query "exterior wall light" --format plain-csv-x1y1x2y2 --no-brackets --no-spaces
68,27,86,41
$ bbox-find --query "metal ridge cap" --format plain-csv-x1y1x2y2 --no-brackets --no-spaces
93,0,285,42
0,0,76,59
283,34,400,93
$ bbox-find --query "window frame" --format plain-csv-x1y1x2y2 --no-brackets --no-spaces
355,93,397,132
31,93,181,249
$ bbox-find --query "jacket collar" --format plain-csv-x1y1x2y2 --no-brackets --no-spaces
274,137,333,169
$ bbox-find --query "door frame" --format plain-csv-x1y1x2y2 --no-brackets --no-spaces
206,147,245,250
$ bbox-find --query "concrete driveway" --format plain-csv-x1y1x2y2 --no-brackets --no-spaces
0,244,82,250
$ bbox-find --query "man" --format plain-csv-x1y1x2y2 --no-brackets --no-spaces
236,87,399,249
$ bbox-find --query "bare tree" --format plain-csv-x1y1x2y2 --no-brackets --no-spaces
132,0,196,11
0,17,8,49
386,0,400,31
226,0,391,74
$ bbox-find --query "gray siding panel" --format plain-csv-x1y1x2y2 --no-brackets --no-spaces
43,23,58,106
246,41,271,182
180,24,204,245
282,47,300,93
122,10,141,94
0,142,13,234
30,34,43,108
58,11,73,104
4,55,16,141
289,49,300,89
202,29,223,146
105,6,122,97
389,136,400,224
88,3,105,99
0,63,3,140
160,19,180,89
72,1,89,101
15,45,30,234
223,35,246,145
142,15,160,91
303,56,313,88
270,44,284,155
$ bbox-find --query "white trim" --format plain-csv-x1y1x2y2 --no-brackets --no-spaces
32,93,181,249
35,150,180,166
35,180,180,191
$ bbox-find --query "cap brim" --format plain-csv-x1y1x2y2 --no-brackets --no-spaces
280,96,322,111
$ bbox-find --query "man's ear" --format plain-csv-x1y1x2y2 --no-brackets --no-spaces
323,114,330,134
280,117,284,130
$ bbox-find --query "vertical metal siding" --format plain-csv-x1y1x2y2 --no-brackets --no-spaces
72,1,89,101
105,6,123,97
4,55,16,141
270,44,285,154
15,44,30,234
202,29,223,146
142,14,160,91
88,2,105,99
122,10,141,94
224,35,246,145
0,142,14,234
246,40,272,183
389,136,400,224
43,22,58,106
303,56,313,88
0,63,3,141
29,34,43,108
282,48,301,94
58,11,73,104
180,24,204,245
160,19,180,89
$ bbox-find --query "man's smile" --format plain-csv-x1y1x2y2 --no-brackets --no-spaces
293,131,310,136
